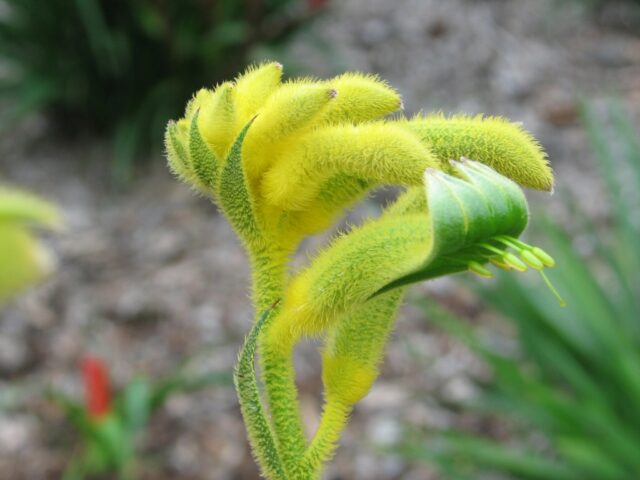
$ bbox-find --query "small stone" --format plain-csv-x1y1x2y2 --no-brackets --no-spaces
0,415,34,454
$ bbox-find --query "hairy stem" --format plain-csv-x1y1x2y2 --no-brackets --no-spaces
232,246,294,479
250,245,289,313
235,308,288,480
260,314,308,475
250,246,308,476
297,399,352,478
301,290,406,477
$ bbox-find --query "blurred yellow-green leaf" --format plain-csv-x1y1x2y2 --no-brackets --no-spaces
0,186,60,305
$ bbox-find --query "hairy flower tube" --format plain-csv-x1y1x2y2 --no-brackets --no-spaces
0,186,60,306
165,63,558,479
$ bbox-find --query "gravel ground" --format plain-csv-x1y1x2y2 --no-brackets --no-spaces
1,0,638,478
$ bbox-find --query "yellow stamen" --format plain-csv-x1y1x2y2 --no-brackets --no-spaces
469,261,493,278
503,252,528,272
520,250,544,270
531,246,556,267
489,258,511,270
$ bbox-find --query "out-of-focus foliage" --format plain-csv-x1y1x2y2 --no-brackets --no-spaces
0,0,320,181
577,0,640,8
52,355,232,480
392,105,640,480
0,185,60,305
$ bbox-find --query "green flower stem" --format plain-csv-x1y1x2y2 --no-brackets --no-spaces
260,314,308,476
297,399,352,479
249,246,289,313
300,290,405,477
234,308,288,480
233,246,297,479
249,246,308,476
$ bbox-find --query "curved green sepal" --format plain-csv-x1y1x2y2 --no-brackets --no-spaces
377,159,529,293
234,306,288,480
189,111,220,191
218,120,263,247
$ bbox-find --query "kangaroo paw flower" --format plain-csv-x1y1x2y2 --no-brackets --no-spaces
165,63,559,479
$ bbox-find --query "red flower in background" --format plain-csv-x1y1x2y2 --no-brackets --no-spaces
81,356,112,419
307,0,329,11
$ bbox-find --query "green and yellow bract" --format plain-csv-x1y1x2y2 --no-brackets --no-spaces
165,63,557,479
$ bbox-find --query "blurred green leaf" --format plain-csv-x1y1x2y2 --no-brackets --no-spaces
0,0,320,181
150,370,232,411
119,377,153,433
395,433,578,480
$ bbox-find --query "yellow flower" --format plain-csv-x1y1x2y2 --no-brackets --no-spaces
166,63,551,256
165,63,556,480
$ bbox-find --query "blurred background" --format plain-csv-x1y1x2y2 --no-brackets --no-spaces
1,0,639,478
